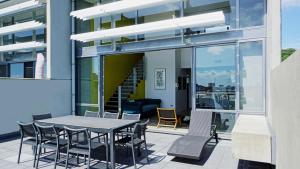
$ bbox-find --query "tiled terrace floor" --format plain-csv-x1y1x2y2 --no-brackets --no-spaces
0,132,273,169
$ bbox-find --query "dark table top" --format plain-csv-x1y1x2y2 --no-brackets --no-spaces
37,115,139,133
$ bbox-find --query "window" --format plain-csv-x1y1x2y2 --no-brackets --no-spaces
10,63,24,78
195,44,236,110
0,64,9,77
239,41,264,112
24,62,35,78
239,0,265,28
0,7,46,79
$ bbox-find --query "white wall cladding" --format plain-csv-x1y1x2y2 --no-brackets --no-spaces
270,50,300,169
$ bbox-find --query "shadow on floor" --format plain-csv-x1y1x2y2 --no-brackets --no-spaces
238,160,275,169
169,142,217,166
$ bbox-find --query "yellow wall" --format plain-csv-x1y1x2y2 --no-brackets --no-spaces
104,54,143,104
130,80,146,100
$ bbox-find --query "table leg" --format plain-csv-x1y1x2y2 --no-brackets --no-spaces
110,130,115,169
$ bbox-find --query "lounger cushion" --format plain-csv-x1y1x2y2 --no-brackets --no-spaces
167,135,211,160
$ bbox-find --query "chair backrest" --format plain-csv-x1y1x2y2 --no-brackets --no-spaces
35,123,58,142
188,110,213,137
64,126,90,146
17,121,37,138
157,108,176,119
122,113,141,120
84,111,99,118
132,119,149,139
103,112,119,119
32,113,52,121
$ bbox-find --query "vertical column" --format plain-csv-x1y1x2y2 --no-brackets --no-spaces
46,0,71,79
0,18,3,62
71,0,76,115
191,47,196,111
99,55,105,116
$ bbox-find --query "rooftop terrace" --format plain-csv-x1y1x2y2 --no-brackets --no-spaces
0,131,272,169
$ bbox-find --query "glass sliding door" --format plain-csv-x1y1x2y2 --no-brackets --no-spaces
194,40,265,132
239,40,264,113
195,44,236,132
76,57,99,116
195,44,236,110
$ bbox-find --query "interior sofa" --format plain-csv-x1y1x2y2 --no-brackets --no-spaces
122,99,161,118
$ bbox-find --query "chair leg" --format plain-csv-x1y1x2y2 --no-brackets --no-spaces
33,145,38,167
17,140,23,164
65,151,69,169
54,149,59,169
144,142,150,164
76,154,79,165
215,133,219,144
105,135,109,169
131,146,136,169
36,145,42,169
98,133,101,142
87,154,91,169
84,155,86,165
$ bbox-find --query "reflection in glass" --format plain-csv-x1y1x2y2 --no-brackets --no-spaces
239,41,264,112
76,57,99,105
76,105,99,116
10,63,24,78
214,112,236,132
0,64,9,77
239,0,265,28
196,44,236,110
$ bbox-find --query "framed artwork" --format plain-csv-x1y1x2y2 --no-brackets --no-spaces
154,68,166,90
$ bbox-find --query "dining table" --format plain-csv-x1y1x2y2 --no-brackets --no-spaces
38,115,139,169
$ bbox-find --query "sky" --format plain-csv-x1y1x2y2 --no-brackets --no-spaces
282,0,300,49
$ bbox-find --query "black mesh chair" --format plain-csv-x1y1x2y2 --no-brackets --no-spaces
35,123,67,169
64,126,108,169
17,121,39,167
84,111,100,118
32,113,52,121
33,113,65,140
121,113,141,121
116,119,150,169
103,112,119,119
84,110,107,143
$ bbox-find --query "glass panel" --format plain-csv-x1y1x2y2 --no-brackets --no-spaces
115,12,136,43
239,0,265,28
214,112,236,132
239,41,264,112
24,62,35,78
15,31,33,44
185,0,236,33
138,2,181,40
76,57,99,105
10,63,24,78
0,64,9,77
196,44,236,110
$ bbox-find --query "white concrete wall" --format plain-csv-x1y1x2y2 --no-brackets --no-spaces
270,51,300,169
0,79,71,135
145,50,176,108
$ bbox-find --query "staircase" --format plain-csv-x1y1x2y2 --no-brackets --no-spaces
105,59,144,112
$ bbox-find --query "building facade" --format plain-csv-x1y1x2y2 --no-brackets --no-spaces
0,0,283,166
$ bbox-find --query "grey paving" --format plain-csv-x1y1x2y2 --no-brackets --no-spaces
0,131,273,169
